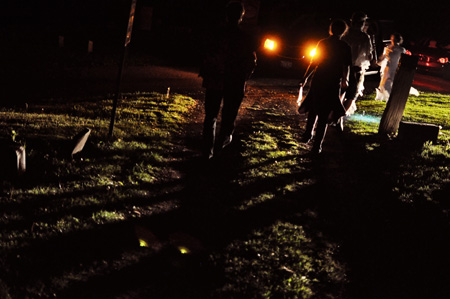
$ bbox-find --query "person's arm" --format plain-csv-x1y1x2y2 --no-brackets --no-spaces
367,34,374,62
342,65,350,89
342,44,353,110
302,40,321,81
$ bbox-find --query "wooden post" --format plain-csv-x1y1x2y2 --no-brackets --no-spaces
88,40,93,53
108,0,137,139
378,54,419,135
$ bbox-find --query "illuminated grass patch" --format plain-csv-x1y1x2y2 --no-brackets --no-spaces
394,142,450,203
210,222,346,298
349,91,450,206
237,121,307,186
0,92,196,296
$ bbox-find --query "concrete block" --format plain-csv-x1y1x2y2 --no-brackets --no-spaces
397,121,440,146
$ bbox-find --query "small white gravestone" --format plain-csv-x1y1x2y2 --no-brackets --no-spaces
71,128,91,157
15,144,26,175
0,141,26,179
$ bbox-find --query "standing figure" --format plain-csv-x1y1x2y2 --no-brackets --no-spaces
342,11,374,115
199,1,257,160
299,19,352,155
375,33,406,101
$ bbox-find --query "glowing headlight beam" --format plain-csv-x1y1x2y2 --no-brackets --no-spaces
309,48,317,58
264,38,276,51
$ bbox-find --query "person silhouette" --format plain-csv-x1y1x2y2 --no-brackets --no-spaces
199,1,257,160
299,19,352,155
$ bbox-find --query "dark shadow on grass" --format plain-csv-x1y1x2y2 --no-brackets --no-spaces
1,128,326,298
3,111,450,298
314,131,450,299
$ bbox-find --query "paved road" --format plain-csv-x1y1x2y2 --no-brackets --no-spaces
3,65,205,103
3,64,450,104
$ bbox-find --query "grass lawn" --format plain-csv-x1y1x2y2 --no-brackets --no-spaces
1,90,450,298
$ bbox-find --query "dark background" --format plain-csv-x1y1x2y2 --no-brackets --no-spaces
0,0,448,67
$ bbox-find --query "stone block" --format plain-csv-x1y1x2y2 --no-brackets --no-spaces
397,121,440,146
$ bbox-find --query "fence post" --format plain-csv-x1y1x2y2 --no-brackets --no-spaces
108,0,137,139
378,54,419,135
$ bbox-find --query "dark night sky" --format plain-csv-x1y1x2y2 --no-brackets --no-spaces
1,0,448,46
257,0,449,41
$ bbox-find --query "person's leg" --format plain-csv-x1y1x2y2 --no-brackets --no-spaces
312,112,328,154
343,67,357,113
203,89,223,158
384,77,394,95
356,69,365,98
301,110,317,142
342,66,362,131
219,84,245,148
346,66,358,103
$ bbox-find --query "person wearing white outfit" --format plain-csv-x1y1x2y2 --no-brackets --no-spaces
375,33,406,101
342,11,374,114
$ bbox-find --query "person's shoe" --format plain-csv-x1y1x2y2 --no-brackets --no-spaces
202,148,214,160
311,144,322,155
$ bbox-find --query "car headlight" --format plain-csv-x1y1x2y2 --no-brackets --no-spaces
264,38,277,51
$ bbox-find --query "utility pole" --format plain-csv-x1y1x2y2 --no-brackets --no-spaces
108,0,137,139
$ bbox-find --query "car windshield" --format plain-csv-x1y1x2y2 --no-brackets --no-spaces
288,14,330,36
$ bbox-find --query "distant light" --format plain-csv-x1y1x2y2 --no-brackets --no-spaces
139,239,149,247
405,50,412,56
178,246,190,254
264,39,276,51
438,57,449,64
309,48,317,57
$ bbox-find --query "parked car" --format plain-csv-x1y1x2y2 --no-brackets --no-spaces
255,13,330,77
254,14,394,78
408,39,450,78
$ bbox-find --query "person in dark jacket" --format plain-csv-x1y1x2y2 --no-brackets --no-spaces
199,1,257,160
299,19,352,154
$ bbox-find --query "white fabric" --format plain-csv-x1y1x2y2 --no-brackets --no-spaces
342,28,373,68
376,45,406,101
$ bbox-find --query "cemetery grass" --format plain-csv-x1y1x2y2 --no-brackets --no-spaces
346,92,450,205
0,91,450,298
